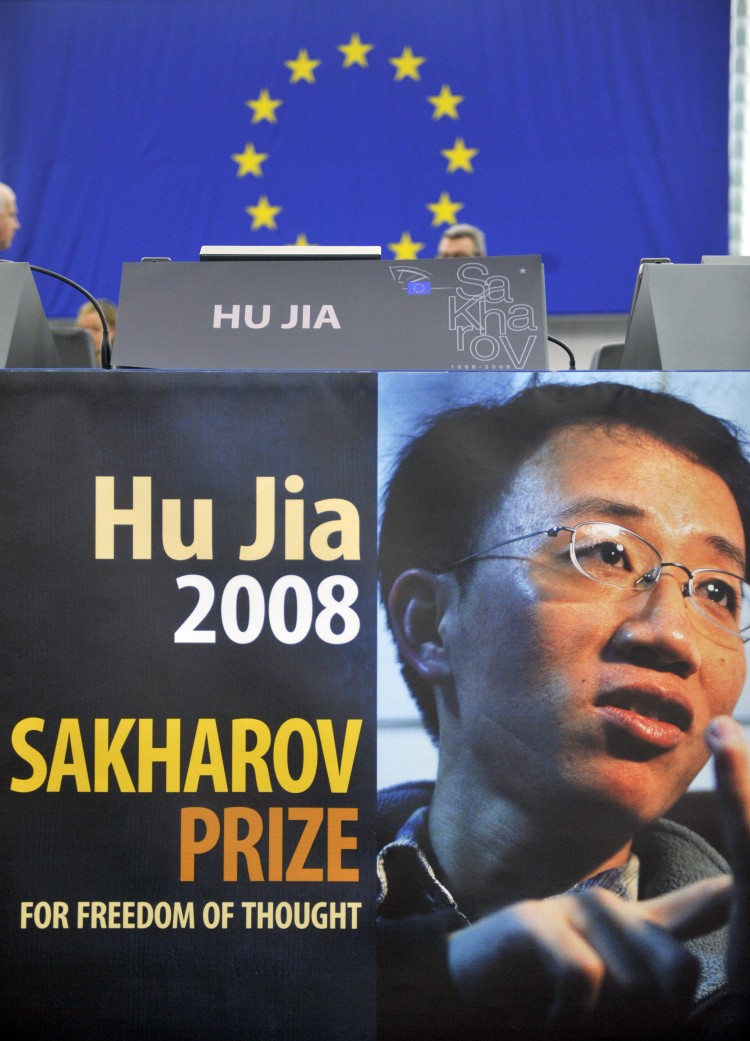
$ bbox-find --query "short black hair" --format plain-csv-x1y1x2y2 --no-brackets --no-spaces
379,380,750,740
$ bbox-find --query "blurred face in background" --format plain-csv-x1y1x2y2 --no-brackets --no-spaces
437,234,479,258
77,308,104,365
76,304,115,366
0,186,20,250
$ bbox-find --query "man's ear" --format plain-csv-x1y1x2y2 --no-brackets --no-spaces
387,569,454,683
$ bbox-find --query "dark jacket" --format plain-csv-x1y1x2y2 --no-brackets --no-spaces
377,781,748,1041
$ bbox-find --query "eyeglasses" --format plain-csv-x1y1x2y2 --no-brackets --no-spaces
446,520,750,643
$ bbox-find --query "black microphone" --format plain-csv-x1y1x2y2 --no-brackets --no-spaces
547,334,576,370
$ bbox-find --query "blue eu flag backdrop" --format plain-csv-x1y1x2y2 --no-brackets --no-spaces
0,0,730,315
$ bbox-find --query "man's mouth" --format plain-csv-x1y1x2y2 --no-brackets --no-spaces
595,688,693,751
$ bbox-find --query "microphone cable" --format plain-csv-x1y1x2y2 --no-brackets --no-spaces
547,334,576,370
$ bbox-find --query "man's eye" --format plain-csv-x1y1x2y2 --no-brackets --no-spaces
694,576,739,617
577,539,630,570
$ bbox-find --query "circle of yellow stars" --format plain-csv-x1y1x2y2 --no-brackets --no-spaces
232,35,479,258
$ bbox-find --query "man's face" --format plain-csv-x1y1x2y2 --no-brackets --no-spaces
437,234,478,258
0,189,20,251
77,310,104,365
435,424,747,827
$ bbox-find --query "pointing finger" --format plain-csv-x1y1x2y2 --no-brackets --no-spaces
705,715,750,886
639,875,732,941
706,715,750,995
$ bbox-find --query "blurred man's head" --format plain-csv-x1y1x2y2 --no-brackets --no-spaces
76,299,117,366
437,223,487,258
0,183,20,251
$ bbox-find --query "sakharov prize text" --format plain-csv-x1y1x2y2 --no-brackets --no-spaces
10,717,362,883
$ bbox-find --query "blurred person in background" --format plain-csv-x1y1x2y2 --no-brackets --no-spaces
76,298,117,367
0,182,21,251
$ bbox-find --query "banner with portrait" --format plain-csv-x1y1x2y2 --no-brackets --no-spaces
2,369,750,1040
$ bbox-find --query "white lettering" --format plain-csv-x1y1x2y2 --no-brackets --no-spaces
244,305,270,329
213,305,240,329
314,304,340,329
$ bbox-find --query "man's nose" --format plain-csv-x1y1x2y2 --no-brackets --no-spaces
609,572,702,676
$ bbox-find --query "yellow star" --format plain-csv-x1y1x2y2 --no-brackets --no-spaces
389,46,426,82
441,137,479,173
231,143,269,178
388,232,425,260
293,233,312,246
427,84,464,120
246,89,283,124
426,192,464,227
338,33,373,68
284,48,321,84
245,195,282,230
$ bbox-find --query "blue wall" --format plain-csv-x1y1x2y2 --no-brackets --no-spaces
0,0,730,315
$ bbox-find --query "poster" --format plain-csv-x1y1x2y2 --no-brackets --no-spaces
0,371,377,1040
3,369,750,1039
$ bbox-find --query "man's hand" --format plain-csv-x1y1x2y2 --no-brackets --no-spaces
706,714,750,996
447,714,750,1036
448,878,729,1036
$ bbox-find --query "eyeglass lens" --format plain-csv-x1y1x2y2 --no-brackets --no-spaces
569,522,750,638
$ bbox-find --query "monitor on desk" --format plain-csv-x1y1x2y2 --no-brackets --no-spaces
199,245,381,261
701,255,750,264
621,257,750,370
0,262,61,368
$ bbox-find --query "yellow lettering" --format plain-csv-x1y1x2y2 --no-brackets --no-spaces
238,477,276,561
10,718,47,793
284,475,305,560
138,719,181,792
48,719,90,792
231,719,273,792
95,476,152,559
310,499,360,560
184,719,228,792
94,718,136,792
316,719,361,793
273,718,317,793
162,499,213,560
